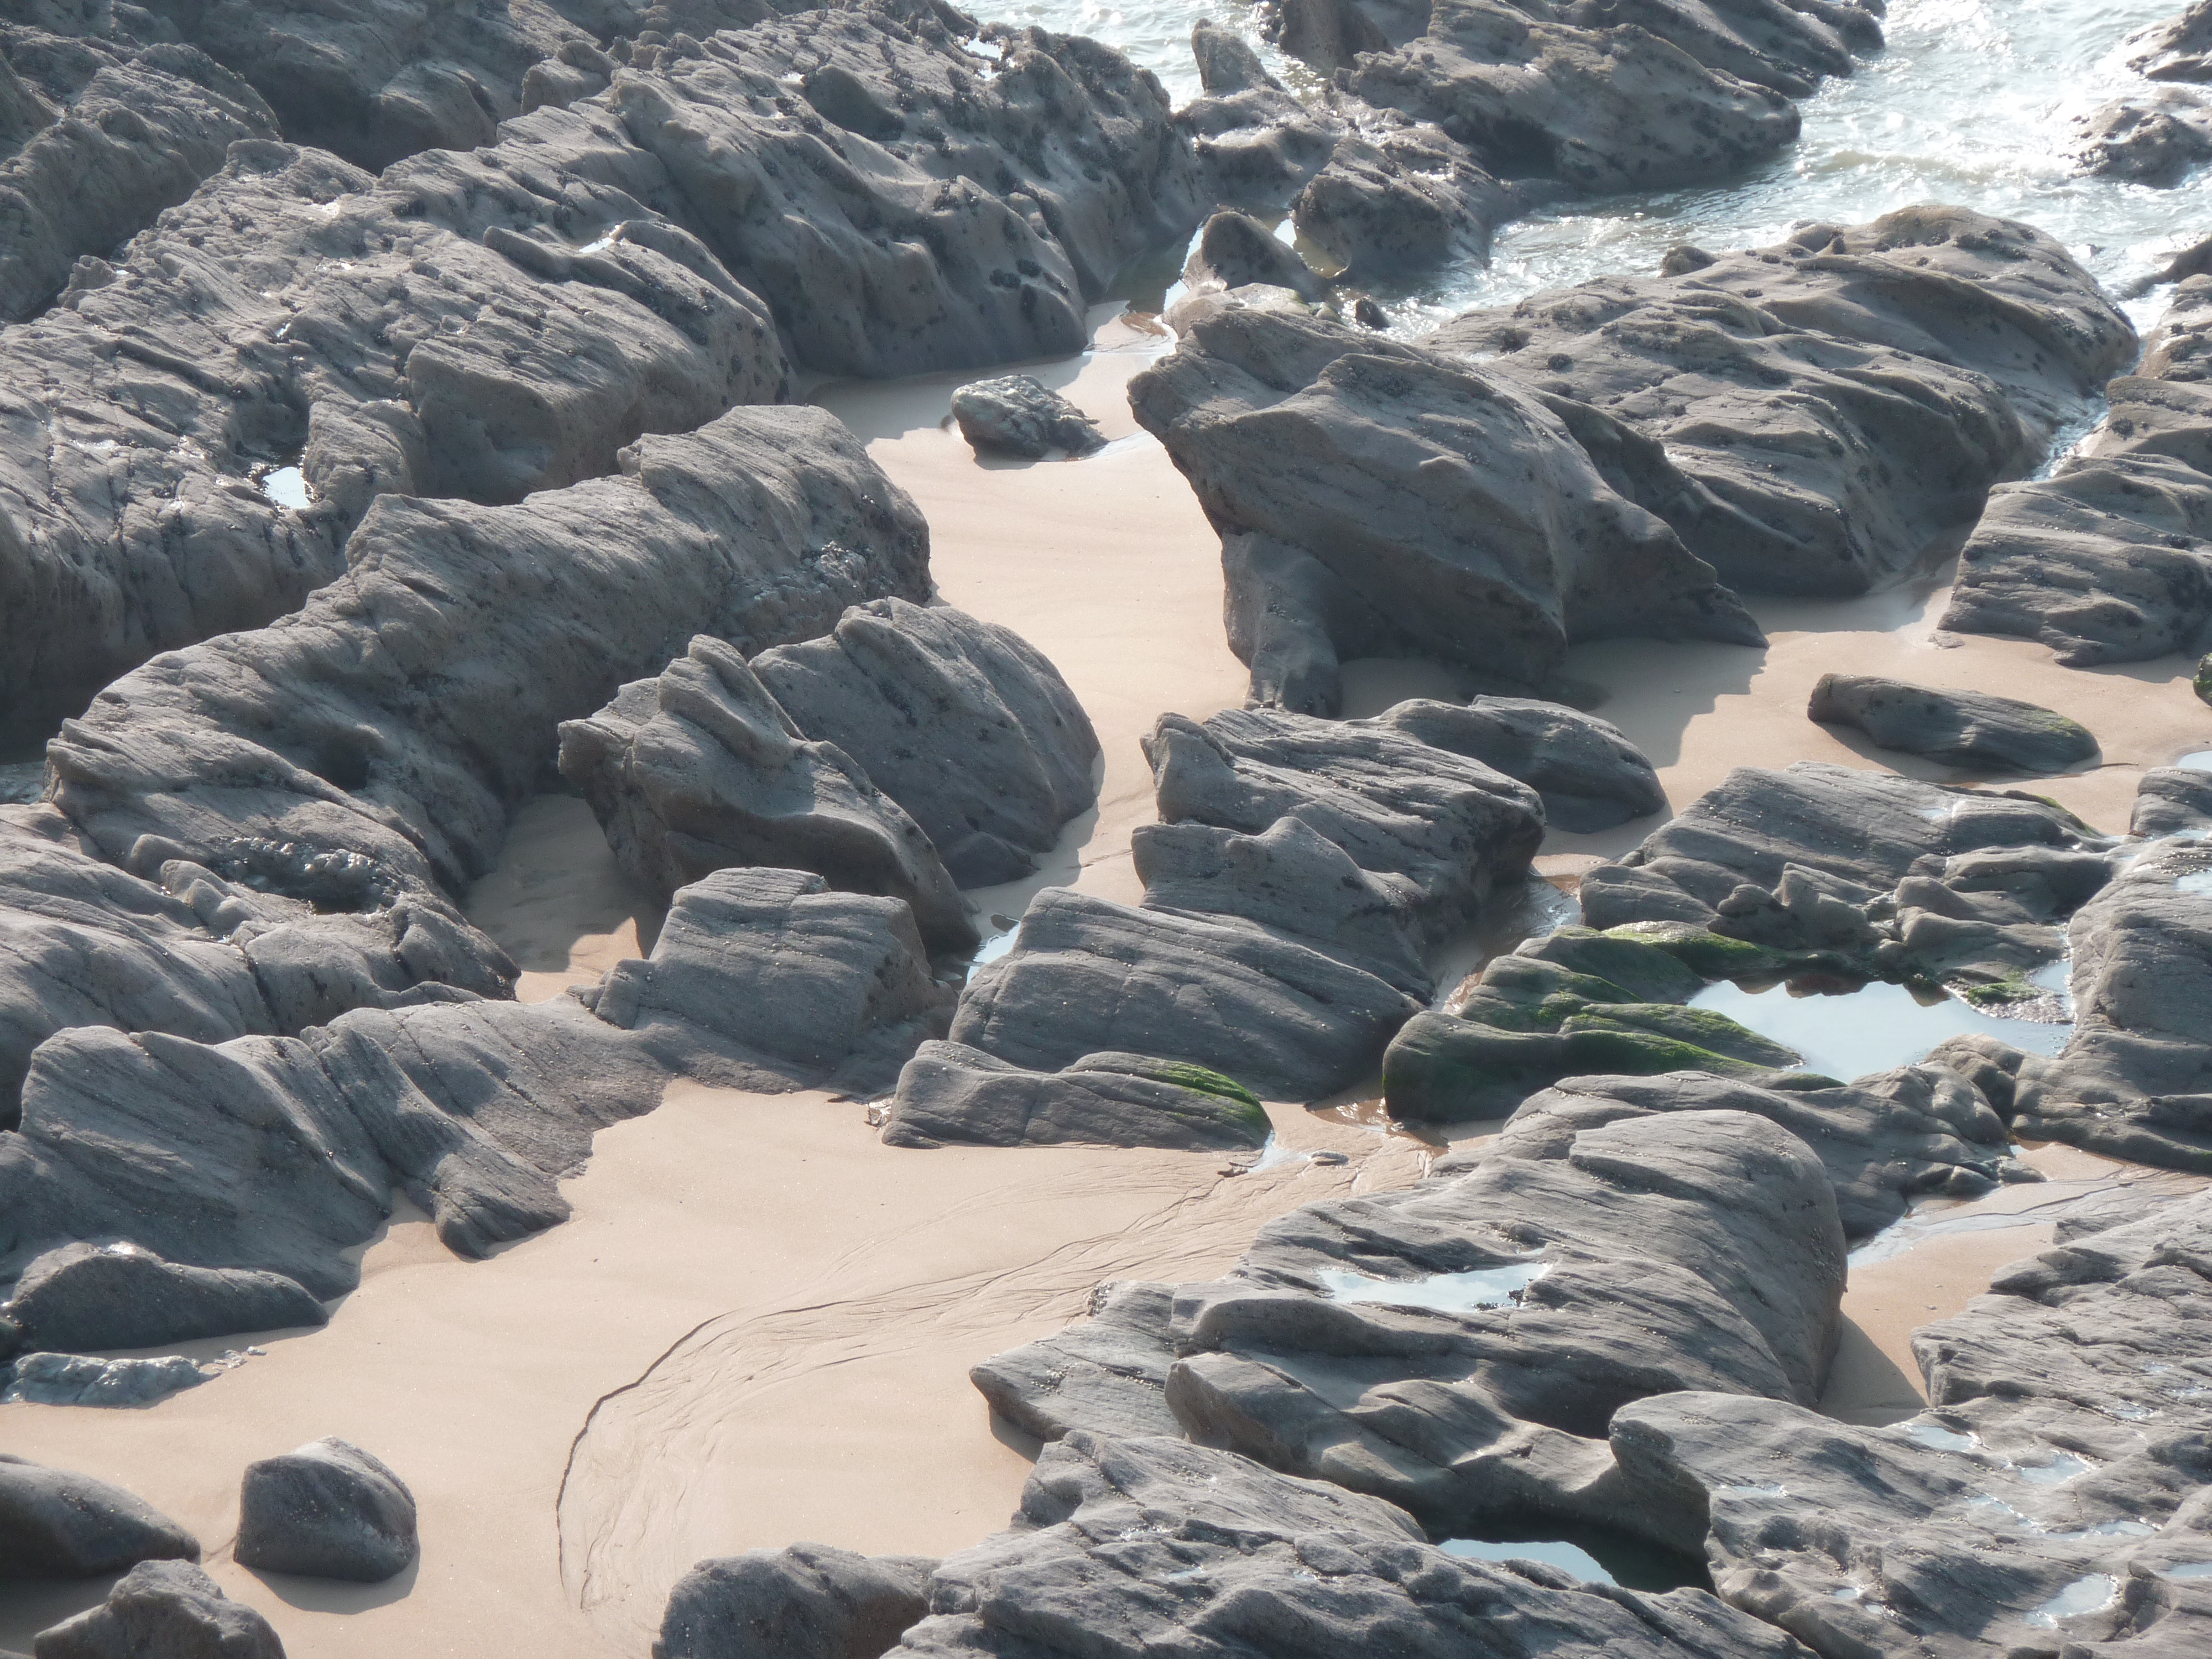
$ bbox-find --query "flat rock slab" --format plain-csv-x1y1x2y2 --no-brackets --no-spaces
1808,673,2099,773
0,1455,198,1579
880,1044,1271,1151
237,1438,417,1583
950,375,1105,458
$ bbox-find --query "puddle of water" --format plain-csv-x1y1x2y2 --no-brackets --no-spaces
2017,1453,2094,1486
1442,1536,1614,1585
962,922,1019,984
1441,1524,1710,1592
2162,1562,2212,1579
1904,1422,1978,1453
2177,752,2212,772
1317,1260,1548,1312
2025,1573,2119,1629
2047,1520,2154,1541
2178,871,2212,897
0,760,43,805
258,465,311,509
1691,978,2071,1084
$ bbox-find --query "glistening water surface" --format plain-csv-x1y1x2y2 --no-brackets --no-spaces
1689,976,2073,1083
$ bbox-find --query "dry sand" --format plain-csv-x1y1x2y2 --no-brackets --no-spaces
5,306,2205,1654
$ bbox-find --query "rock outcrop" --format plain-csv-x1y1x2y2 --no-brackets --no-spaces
1,1242,325,1354
0,1455,198,1579
2080,0,2212,182
655,1543,932,1659
1807,674,2100,774
1944,274,2212,664
582,868,955,1096
950,377,1106,460
236,1438,418,1583
879,1043,1272,1150
31,1559,283,1659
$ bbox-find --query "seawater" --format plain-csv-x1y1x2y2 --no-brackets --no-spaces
1003,0,2206,330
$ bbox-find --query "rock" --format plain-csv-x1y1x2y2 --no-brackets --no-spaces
30,1559,281,1659
1291,110,1515,277
1807,674,2100,773
883,1431,1809,1659
3,1243,324,1354
1488,1066,2013,1238
2133,764,2212,837
1433,209,2136,599
948,886,1421,1102
3,1352,207,1407
556,636,975,952
1945,275,2212,663
968,1281,1182,1442
1343,0,1803,194
2135,0,2212,80
235,1437,416,1583
1143,706,1546,938
752,601,1100,888
1131,815,1430,996
1370,697,1665,832
1129,306,1764,712
2080,84,2212,182
585,869,954,1096
1183,208,1329,302
654,1543,931,1659
949,376,1106,460
1267,0,1389,68
880,1043,1271,1150
0,1455,197,1578
1191,19,1277,95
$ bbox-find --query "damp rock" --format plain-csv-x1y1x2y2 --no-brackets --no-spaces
1808,674,2100,773
30,1559,282,1659
2079,84,2212,183
3,1352,207,1408
1129,306,1764,713
585,869,954,1097
880,1043,1271,1151
236,1437,416,1583
1183,208,1329,302
2,1243,324,1354
950,375,1107,459
969,1281,1182,1443
557,635,975,952
0,1455,198,1578
2132,764,2212,837
1370,697,1666,832
655,1543,932,1659
752,601,1100,889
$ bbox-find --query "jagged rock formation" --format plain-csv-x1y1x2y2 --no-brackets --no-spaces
752,600,1100,888
1129,306,1765,713
236,1438,418,1584
655,1543,932,1659
0,1455,198,1579
1807,674,2100,774
879,1042,1272,1150
558,637,976,952
2080,0,2212,182
1944,274,2212,664
877,1432,1815,1659
581,868,956,1095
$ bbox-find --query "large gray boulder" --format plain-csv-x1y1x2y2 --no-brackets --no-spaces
1370,697,1665,832
2,1243,324,1355
31,1560,281,1658
879,1043,1272,1151
583,869,954,1096
236,1437,416,1583
1142,706,1546,938
752,601,1100,889
1128,306,1764,714
948,377,1105,460
1807,674,2100,774
654,1542,931,1659
0,1456,197,1579
948,887,1421,1102
879,1431,1812,1659
557,637,975,952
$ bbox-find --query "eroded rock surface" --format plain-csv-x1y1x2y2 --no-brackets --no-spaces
950,376,1106,460
880,1043,1271,1150
32,1559,283,1659
0,1455,198,1579
1,1242,324,1355
236,1437,418,1584
1808,674,2100,774
655,1543,932,1659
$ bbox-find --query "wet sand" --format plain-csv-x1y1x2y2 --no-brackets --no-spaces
4,310,2203,1654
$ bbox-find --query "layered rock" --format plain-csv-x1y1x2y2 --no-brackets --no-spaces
1944,274,2212,664
1128,306,1764,713
558,637,975,951
1807,674,2100,774
581,868,956,1095
752,600,1100,888
1,1241,325,1354
879,1043,1272,1150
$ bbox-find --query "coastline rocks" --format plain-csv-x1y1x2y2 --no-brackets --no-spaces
3,1352,207,1408
30,1559,282,1659
948,887,1421,1102
1129,307,1762,712
1144,707,1546,938
2080,85,2212,183
236,1438,417,1583
654,1543,932,1659
752,600,1100,889
0,1456,198,1578
879,1042,1271,1150
1807,674,2100,773
1372,697,1665,832
1183,208,1332,302
2132,763,2212,837
2,1243,324,1355
948,377,1105,460
583,869,954,1095
1342,0,1804,194
879,1431,1811,1659
969,1281,1182,1442
1944,275,2212,663
1433,209,2136,599
557,637,975,952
